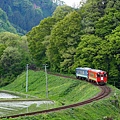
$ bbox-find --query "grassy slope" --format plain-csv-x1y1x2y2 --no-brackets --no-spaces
1,70,120,120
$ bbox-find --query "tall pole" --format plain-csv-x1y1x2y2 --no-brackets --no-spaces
26,64,28,92
44,64,48,99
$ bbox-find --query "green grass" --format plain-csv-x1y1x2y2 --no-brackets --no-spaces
1,70,99,105
1,70,120,120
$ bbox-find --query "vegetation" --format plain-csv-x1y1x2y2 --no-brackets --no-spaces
0,0,120,119
1,70,120,119
0,32,32,86
0,0,61,35
0,8,17,33
1,70,99,104
26,0,120,87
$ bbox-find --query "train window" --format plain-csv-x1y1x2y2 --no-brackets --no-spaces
90,73,94,77
97,74,100,77
104,74,107,77
79,70,84,74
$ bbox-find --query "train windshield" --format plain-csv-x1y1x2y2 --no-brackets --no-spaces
97,73,100,77
104,73,107,77
97,73,107,77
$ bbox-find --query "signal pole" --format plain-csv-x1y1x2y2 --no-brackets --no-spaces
43,64,48,99
26,64,28,92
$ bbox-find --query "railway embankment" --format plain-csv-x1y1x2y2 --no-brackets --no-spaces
0,70,120,119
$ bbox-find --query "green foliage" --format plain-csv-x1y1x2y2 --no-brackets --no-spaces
0,0,120,118
0,32,31,86
79,0,106,34
52,5,73,21
0,47,22,82
105,25,120,83
27,17,56,66
0,0,57,34
0,8,17,33
74,34,103,68
105,0,120,11
47,11,81,73
0,44,6,56
95,8,120,38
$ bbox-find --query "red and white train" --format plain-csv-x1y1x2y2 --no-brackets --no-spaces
76,67,107,85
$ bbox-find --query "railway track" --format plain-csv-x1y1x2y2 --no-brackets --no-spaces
0,74,111,119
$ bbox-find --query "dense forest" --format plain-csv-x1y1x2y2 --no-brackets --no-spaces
0,0,120,88
0,0,64,35
0,8,17,33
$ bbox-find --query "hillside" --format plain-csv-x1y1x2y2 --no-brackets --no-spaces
1,70,120,119
0,0,60,35
0,8,17,33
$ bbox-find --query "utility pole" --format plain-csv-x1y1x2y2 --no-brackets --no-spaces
26,64,28,92
43,64,48,99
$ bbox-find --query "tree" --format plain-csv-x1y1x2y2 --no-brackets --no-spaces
0,0,57,34
79,0,106,34
47,11,81,72
52,5,73,21
0,44,6,57
0,8,17,33
74,34,103,69
0,32,20,45
0,32,31,86
105,25,120,84
105,0,120,11
0,47,22,80
95,8,120,38
27,17,56,66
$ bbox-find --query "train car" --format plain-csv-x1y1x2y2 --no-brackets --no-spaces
76,67,91,80
88,69,107,85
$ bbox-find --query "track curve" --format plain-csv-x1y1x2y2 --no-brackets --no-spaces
0,74,111,119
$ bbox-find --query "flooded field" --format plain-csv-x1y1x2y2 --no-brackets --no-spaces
0,92,54,117
0,92,19,99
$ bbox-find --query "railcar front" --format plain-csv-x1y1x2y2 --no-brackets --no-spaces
88,69,107,85
96,71,107,85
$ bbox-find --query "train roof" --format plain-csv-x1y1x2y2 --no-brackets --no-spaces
89,69,106,72
76,67,91,70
